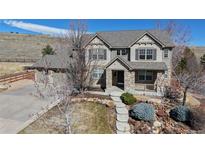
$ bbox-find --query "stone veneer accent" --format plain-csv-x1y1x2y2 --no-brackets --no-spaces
124,70,135,91
106,68,136,91
106,68,112,89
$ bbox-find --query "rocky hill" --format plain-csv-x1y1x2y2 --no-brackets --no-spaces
0,33,59,62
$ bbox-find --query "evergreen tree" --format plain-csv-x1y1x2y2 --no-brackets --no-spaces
42,45,55,56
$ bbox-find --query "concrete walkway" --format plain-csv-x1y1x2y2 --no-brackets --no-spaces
0,80,52,133
110,91,130,134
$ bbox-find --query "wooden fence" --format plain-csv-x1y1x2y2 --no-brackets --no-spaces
0,71,35,83
0,58,39,63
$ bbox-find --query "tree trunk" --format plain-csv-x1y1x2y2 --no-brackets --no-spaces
182,87,188,106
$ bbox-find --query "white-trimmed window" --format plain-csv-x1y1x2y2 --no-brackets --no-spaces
136,48,156,60
139,49,146,60
163,49,169,58
138,70,153,81
92,68,104,79
89,48,107,60
146,49,153,60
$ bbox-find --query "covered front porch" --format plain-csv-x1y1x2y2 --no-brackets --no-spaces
104,56,168,96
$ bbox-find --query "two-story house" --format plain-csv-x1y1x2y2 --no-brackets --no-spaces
84,30,174,95
29,30,174,96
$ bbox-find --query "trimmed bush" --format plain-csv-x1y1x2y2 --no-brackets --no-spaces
129,103,155,122
120,92,136,105
169,105,191,122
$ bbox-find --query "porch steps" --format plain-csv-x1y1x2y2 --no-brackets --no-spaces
105,86,124,96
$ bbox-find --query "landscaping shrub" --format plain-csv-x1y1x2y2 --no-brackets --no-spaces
169,105,191,122
129,103,155,122
120,92,136,105
189,107,205,131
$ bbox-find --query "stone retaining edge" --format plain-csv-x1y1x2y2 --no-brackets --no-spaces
15,98,63,134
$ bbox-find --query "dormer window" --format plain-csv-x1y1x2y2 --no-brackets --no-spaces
147,49,154,60
135,48,156,60
139,49,146,59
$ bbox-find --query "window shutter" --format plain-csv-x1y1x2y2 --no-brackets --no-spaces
135,49,138,60
153,49,157,60
104,49,107,60
89,49,92,60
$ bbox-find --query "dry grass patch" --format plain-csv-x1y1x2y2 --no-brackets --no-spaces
0,62,32,76
19,101,116,134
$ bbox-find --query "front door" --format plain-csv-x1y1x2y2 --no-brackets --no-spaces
112,70,124,89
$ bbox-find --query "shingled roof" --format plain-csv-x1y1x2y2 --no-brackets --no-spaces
95,30,174,48
104,56,167,71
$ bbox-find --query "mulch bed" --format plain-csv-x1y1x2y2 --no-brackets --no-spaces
128,100,204,134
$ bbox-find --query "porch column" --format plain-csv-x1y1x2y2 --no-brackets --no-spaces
106,68,112,89
124,70,135,91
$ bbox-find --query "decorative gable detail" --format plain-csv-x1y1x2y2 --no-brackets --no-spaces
84,35,112,48
137,34,155,44
129,32,166,48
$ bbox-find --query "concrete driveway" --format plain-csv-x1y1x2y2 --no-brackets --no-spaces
0,80,52,134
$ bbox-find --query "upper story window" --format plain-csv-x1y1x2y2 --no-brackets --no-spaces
163,49,169,58
147,49,154,60
139,49,146,59
135,48,156,60
89,48,107,60
117,49,127,56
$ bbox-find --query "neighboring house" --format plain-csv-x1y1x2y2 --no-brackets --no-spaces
28,30,174,96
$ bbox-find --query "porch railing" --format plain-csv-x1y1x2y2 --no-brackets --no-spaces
135,83,156,92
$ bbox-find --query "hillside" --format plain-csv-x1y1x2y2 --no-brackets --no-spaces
191,46,205,63
0,33,59,62
0,32,204,63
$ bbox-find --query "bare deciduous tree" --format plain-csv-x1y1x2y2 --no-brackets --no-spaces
162,21,204,105
66,21,98,91
33,20,98,133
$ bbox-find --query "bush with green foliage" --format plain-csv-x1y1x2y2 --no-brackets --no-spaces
42,44,55,56
129,103,155,122
120,92,136,105
169,105,191,122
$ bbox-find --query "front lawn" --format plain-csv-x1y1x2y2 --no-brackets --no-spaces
19,101,116,134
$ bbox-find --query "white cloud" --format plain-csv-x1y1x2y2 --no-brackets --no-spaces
3,20,69,36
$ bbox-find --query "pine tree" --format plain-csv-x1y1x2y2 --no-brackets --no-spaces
42,45,55,56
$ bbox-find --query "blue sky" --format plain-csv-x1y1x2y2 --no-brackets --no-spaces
0,19,204,46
